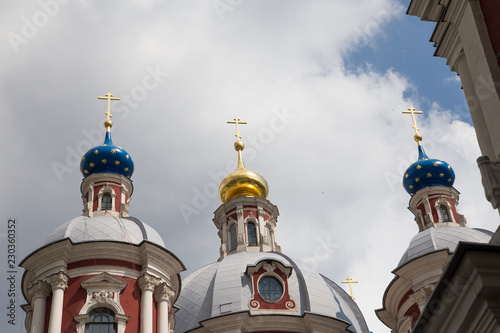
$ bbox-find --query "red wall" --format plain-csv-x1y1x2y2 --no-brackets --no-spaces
92,183,122,212
56,274,141,333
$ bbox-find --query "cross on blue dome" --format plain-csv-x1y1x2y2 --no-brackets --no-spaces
401,106,455,196
79,92,134,179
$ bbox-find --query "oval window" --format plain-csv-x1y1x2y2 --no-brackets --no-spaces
258,276,283,303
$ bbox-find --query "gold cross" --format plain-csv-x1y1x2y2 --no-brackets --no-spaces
98,92,120,123
402,106,423,144
227,117,247,140
342,275,358,300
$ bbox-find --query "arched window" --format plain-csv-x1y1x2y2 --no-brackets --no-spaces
101,193,112,211
86,308,116,333
229,224,237,252
247,222,257,246
438,204,451,222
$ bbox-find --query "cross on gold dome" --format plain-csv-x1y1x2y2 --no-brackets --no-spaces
98,92,120,130
342,275,358,300
402,106,423,145
227,117,247,141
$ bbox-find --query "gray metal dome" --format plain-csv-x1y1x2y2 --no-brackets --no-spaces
174,251,369,333
45,215,165,247
398,226,492,267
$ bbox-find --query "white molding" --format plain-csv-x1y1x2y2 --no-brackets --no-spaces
96,183,117,214
75,272,130,333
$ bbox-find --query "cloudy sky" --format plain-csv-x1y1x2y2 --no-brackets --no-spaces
1,0,499,332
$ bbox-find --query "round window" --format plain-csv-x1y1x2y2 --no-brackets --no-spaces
258,276,283,303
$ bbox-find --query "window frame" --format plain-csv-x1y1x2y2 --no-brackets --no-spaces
247,221,258,246
257,275,284,303
85,307,117,333
229,223,237,252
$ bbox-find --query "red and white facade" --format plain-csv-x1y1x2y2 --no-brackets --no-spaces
213,196,281,260
408,186,465,232
377,184,491,332
21,165,185,333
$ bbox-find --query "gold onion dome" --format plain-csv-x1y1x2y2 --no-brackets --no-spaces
218,118,269,204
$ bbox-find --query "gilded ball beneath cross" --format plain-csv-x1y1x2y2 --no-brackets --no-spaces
104,120,113,129
414,133,422,142
234,140,244,151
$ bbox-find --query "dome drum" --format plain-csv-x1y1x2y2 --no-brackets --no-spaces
213,197,280,260
408,185,464,232
81,173,133,217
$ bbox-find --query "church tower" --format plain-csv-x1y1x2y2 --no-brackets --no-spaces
20,93,185,333
174,118,370,333
376,107,492,333
215,117,280,260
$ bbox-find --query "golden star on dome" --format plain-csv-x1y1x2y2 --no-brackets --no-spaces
427,172,432,177
416,165,422,170
82,156,86,161
118,146,122,149
409,185,413,189
94,150,99,154
84,170,89,174
102,159,107,164
415,177,420,182
405,173,409,178
115,160,120,165
90,163,95,167
448,178,452,182
126,155,129,159
433,162,438,167
439,173,444,177
111,149,116,154
124,167,129,171
410,193,415,196
448,166,451,170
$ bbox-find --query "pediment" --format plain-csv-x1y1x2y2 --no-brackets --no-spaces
81,272,128,291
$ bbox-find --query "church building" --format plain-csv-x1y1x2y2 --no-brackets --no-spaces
376,107,492,332
20,94,369,333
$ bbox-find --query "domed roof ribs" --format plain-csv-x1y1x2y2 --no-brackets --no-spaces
123,216,148,242
277,252,311,313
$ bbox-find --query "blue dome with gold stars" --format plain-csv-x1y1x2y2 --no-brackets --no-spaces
403,145,455,196
80,130,134,179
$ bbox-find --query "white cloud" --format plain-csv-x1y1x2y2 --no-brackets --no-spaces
1,1,497,332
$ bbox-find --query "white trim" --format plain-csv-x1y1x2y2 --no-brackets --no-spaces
97,183,117,212
74,273,129,333
434,196,456,223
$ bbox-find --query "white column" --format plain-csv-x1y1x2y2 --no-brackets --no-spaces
154,283,175,333
28,281,51,333
46,272,69,333
139,274,160,333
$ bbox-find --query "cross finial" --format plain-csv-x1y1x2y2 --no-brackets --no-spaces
227,117,247,141
402,106,424,145
98,92,120,130
342,275,358,300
